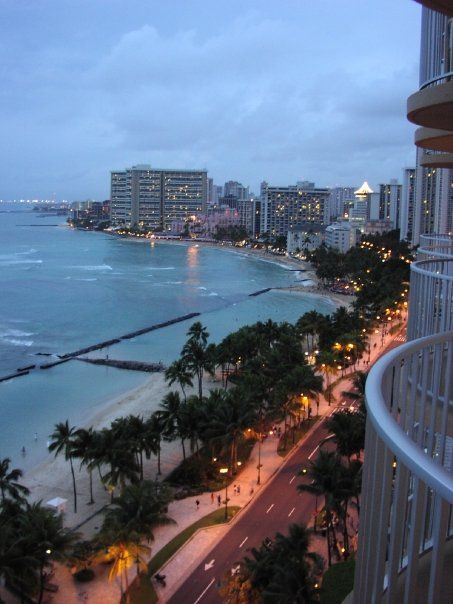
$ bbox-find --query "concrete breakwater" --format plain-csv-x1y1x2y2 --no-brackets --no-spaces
249,287,272,297
79,358,166,372
56,312,201,359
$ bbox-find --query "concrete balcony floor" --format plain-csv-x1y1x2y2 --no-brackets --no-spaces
415,127,453,153
408,80,453,130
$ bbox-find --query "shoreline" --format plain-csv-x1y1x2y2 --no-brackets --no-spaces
18,235,350,531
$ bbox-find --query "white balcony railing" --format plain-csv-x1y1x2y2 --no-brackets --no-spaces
353,332,453,604
407,258,453,340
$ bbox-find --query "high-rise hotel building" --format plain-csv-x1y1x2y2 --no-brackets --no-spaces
110,165,208,230
260,181,329,236
353,2,453,602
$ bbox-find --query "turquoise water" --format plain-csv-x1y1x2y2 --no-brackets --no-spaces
0,204,334,469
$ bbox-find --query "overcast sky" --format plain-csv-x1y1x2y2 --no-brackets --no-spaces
1,0,421,200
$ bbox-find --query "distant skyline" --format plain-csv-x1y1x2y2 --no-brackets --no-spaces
0,0,420,200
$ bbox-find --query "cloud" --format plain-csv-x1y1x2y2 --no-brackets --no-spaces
0,2,420,198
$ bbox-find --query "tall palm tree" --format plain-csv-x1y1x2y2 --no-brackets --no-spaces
181,339,216,400
159,390,187,459
146,412,165,475
48,421,78,513
298,450,342,567
105,540,150,601
325,411,363,462
19,502,79,604
0,458,30,503
165,359,193,402
72,427,96,504
186,321,209,346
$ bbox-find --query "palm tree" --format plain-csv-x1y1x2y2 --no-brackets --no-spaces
159,390,187,459
325,411,363,462
181,339,216,400
48,421,78,513
298,450,342,567
165,359,193,402
146,412,165,475
105,540,151,601
186,321,209,346
206,388,257,474
19,502,79,603
72,428,96,504
101,481,174,544
0,458,30,503
243,524,323,603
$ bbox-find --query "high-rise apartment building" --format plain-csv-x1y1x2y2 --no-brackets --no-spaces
378,179,402,228
110,165,207,230
260,181,329,236
353,2,453,602
328,186,356,220
404,7,453,244
224,181,250,201
400,168,416,240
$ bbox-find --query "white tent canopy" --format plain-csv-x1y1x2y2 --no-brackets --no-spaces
46,497,67,514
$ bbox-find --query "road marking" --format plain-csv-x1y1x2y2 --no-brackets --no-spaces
289,475,296,484
266,504,274,514
193,578,215,603
288,507,295,517
204,559,215,571
239,537,248,548
308,445,319,460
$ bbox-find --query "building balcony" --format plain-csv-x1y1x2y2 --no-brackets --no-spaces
407,79,453,130
420,151,453,169
413,0,453,17
353,331,453,604
407,258,453,339
415,127,453,153
418,234,453,260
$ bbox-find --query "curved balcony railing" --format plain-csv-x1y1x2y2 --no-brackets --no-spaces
417,234,453,260
353,332,453,604
407,259,453,340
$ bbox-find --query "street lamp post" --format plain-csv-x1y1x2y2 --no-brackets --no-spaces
257,433,262,485
219,467,229,520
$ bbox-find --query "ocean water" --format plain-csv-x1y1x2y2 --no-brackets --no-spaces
0,204,334,469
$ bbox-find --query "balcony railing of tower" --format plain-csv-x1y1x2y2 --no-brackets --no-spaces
417,233,453,260
353,332,453,604
420,69,453,90
407,258,453,339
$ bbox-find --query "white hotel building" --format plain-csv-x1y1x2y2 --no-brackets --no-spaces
353,2,453,602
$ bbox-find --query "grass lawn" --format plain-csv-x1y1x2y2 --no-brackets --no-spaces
128,506,241,604
320,559,355,604
277,417,318,457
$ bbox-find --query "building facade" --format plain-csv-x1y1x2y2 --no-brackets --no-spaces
328,186,356,220
400,168,417,240
260,181,329,236
324,221,356,253
405,7,453,245
110,165,207,230
378,180,402,228
354,3,453,602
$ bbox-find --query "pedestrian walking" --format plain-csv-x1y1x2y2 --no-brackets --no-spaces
195,499,200,509
233,484,237,495
237,485,240,494
217,494,221,506
211,492,214,504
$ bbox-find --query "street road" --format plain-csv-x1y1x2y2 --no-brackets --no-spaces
168,417,333,604
168,326,406,604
